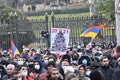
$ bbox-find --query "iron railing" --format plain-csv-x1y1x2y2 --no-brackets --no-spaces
0,13,116,52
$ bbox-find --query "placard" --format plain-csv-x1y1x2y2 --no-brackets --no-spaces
50,28,70,55
116,0,120,14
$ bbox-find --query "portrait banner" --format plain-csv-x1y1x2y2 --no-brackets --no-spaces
50,28,70,55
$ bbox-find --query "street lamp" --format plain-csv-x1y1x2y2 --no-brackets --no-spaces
9,11,19,47
9,11,18,27
51,11,54,27
45,12,50,48
45,12,48,32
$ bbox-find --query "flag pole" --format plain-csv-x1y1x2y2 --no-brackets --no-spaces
90,38,94,43
86,38,94,47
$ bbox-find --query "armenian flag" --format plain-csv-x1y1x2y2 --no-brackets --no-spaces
11,40,20,56
80,25,104,38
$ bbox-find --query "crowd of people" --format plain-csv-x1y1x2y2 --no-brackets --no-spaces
0,42,120,80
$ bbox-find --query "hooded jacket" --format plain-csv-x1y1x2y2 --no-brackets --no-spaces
35,59,46,75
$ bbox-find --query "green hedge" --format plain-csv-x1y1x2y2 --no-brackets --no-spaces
25,7,89,16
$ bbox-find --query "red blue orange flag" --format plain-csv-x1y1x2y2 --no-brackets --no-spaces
80,25,104,38
11,40,20,56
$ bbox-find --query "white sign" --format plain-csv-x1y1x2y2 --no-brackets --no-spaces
116,0,120,14
115,0,120,45
50,28,70,55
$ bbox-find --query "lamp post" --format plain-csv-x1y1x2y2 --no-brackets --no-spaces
9,11,19,48
51,11,54,27
45,12,50,48
111,24,115,43
45,12,48,32
89,0,96,17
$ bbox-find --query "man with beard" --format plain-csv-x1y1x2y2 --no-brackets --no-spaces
2,64,16,80
49,68,63,80
98,56,114,80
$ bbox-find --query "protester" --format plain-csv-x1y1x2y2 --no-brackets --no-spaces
27,58,35,73
28,69,41,80
49,68,63,80
34,58,46,74
89,61,104,80
19,65,29,80
77,64,90,80
9,71,21,80
98,56,114,80
17,56,26,66
39,61,56,80
1,41,119,80
2,64,16,80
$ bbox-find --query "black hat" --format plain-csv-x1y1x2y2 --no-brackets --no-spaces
61,54,71,64
47,61,56,67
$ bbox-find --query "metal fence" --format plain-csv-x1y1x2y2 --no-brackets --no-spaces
0,13,116,52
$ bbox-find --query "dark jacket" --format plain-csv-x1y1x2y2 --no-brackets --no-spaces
35,59,47,75
98,66,113,80
90,69,105,80
2,74,11,80
112,67,120,80
0,65,7,80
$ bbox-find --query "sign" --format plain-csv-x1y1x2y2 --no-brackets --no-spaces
50,28,70,55
115,0,120,45
116,0,120,14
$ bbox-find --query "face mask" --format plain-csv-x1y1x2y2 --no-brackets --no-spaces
18,61,24,65
62,66,67,71
20,71,28,77
44,60,48,64
82,59,87,65
35,65,40,70
85,71,91,76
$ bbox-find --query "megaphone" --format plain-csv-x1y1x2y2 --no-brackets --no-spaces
78,55,92,66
